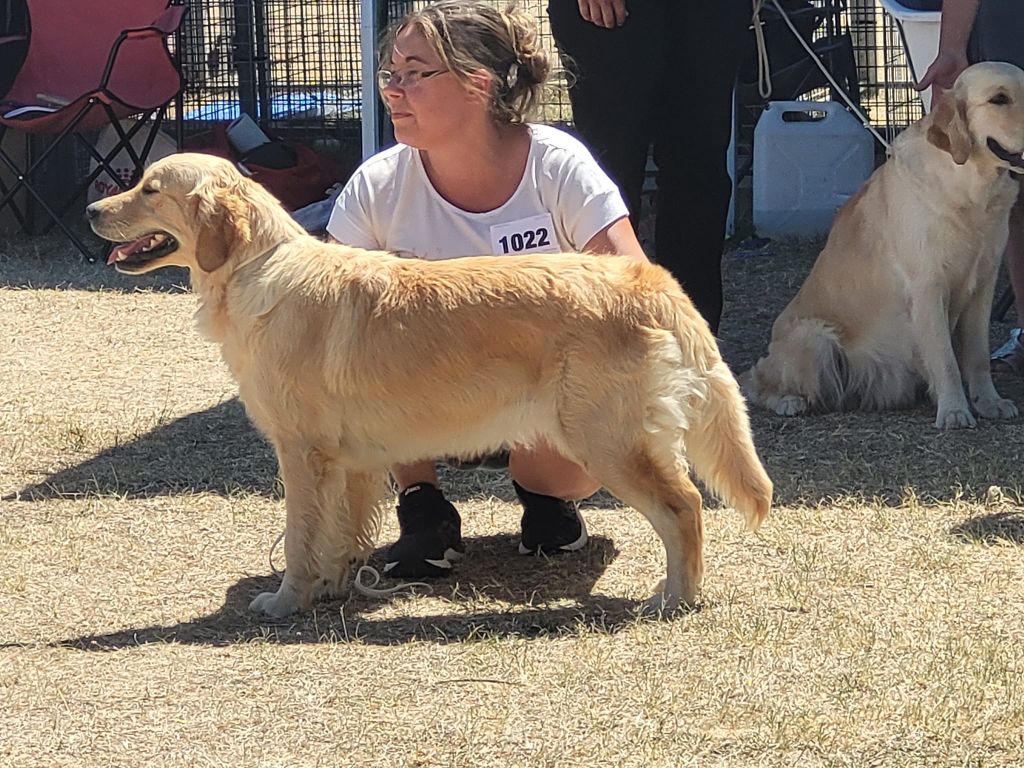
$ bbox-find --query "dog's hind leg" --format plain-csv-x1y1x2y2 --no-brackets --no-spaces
595,447,705,614
563,400,704,613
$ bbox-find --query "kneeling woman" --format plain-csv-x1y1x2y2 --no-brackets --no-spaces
327,0,647,577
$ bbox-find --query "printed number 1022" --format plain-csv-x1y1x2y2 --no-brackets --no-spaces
498,227,551,254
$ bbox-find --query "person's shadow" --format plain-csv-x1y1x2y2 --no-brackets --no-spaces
34,532,652,651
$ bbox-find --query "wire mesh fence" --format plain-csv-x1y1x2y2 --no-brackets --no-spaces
832,0,924,142
0,0,917,184
175,1,364,154
171,1,922,177
172,1,578,151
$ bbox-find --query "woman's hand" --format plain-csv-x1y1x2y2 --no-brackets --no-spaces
914,0,979,106
577,0,628,29
916,49,969,104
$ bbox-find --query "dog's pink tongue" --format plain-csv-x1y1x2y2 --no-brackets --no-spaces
106,237,150,265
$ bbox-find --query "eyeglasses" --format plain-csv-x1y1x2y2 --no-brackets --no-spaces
377,68,449,90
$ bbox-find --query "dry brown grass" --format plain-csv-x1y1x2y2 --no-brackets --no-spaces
2,231,1024,767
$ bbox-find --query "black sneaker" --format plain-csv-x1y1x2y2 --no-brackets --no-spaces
513,480,589,555
383,484,465,578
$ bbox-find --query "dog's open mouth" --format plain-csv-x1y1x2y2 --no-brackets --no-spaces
986,138,1024,172
107,232,179,267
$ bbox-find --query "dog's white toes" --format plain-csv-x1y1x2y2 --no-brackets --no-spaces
639,585,693,618
639,593,675,618
249,589,301,618
975,397,1019,421
935,407,977,429
774,395,808,417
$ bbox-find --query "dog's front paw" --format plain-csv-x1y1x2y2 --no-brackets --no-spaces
313,574,348,601
974,397,1019,421
773,395,808,417
935,405,977,429
250,588,302,618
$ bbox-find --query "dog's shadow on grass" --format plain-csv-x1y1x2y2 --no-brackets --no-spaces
7,398,279,501
950,511,1024,545
46,535,659,649
7,397,622,507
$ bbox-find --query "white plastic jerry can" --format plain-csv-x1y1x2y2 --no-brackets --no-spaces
753,100,875,238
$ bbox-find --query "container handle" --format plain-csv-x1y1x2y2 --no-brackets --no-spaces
781,107,829,123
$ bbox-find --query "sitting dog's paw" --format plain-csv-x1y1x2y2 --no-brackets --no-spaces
974,397,1019,421
773,395,808,417
935,405,977,429
250,589,301,618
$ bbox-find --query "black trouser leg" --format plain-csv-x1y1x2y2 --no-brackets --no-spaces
653,1,749,335
548,0,749,334
547,0,663,228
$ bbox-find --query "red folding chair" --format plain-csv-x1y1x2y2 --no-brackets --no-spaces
0,0,187,258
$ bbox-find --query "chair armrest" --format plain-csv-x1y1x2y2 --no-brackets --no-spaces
124,5,188,41
100,4,188,88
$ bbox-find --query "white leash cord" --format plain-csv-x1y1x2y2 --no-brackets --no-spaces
266,529,431,599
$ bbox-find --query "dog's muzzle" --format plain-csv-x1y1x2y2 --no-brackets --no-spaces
105,231,179,268
986,137,1024,173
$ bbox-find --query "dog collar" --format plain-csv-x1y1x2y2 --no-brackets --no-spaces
986,137,1024,173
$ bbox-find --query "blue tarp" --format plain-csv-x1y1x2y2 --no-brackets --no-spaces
183,91,361,121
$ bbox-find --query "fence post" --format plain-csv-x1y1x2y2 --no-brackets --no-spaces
360,0,379,159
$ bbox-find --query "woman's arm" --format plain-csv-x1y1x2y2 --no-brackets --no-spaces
917,0,981,100
582,216,649,262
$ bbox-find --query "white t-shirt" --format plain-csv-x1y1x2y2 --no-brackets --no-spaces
326,123,629,260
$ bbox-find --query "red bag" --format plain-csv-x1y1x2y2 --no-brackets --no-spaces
183,123,346,210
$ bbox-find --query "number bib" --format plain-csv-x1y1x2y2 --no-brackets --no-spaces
489,213,559,256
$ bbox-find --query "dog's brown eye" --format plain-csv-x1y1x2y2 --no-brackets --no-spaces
142,186,159,196
990,93,1011,105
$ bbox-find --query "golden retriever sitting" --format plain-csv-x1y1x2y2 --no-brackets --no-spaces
86,153,772,618
747,62,1024,429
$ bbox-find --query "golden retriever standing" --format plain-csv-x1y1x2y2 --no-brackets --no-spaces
87,153,772,618
747,62,1024,428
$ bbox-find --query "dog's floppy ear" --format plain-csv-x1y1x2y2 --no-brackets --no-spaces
927,89,972,165
193,170,253,273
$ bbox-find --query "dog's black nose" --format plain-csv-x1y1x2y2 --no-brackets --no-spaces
84,203,100,221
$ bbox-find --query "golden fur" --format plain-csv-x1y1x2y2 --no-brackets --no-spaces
87,152,772,618
747,62,1024,428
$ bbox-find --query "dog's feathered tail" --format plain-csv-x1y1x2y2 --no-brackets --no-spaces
684,358,773,530
658,295,772,531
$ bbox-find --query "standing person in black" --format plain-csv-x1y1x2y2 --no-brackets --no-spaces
547,0,750,335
